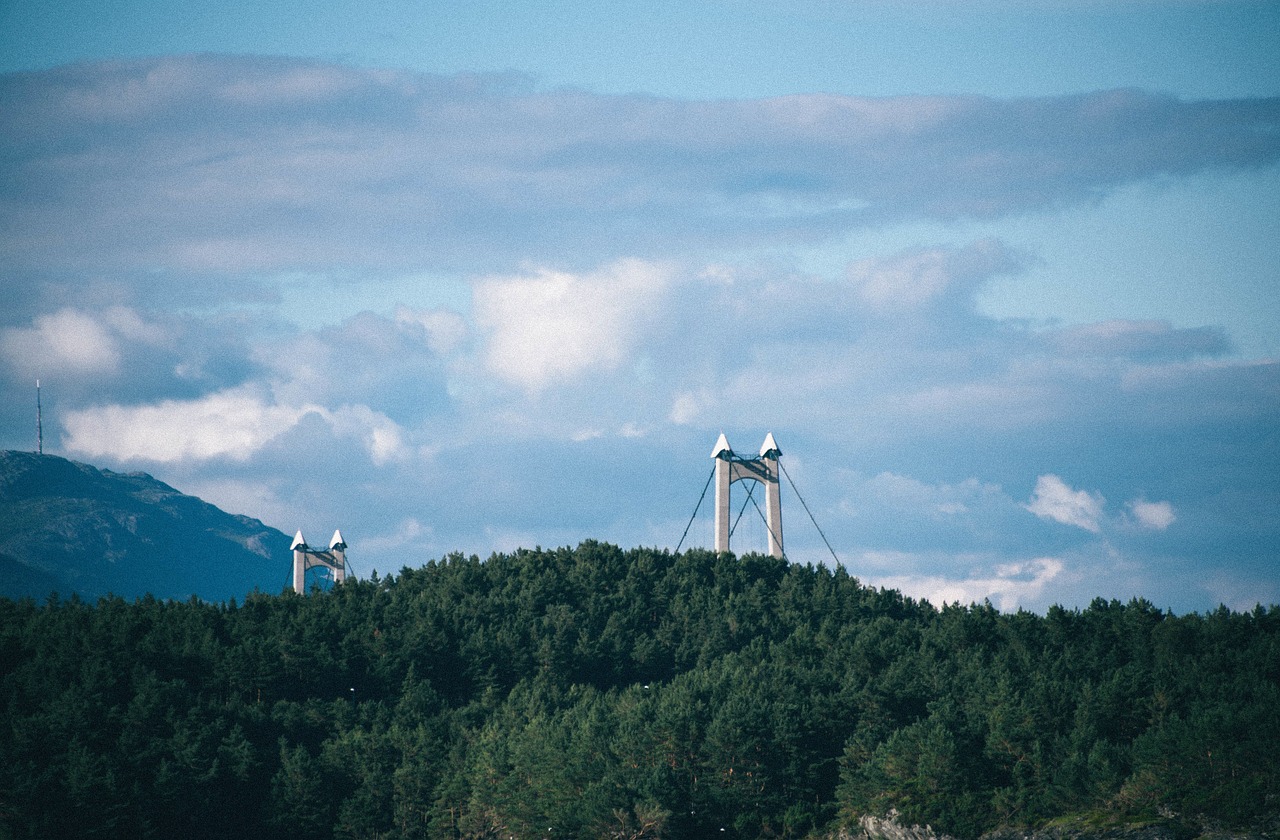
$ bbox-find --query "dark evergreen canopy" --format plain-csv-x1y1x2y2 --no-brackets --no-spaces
1,543,1276,838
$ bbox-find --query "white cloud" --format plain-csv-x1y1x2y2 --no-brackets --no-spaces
1129,498,1176,530
63,388,311,462
61,387,408,466
1,308,123,377
473,259,672,392
619,422,648,438
327,404,409,466
1025,474,1105,532
867,556,1065,612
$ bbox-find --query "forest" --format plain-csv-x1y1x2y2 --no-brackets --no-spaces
1,542,1277,839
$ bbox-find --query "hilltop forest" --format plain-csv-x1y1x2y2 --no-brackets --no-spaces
2,543,1277,839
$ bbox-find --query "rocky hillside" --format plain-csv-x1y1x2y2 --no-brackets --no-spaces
0,450,291,602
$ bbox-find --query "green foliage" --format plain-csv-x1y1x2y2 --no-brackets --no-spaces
0,546,1277,839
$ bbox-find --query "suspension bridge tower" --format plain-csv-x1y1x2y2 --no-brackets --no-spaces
712,432,784,558
291,529,347,594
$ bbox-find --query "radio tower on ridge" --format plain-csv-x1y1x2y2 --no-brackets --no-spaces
35,380,42,455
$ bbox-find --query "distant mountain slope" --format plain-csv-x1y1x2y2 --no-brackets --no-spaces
0,450,291,602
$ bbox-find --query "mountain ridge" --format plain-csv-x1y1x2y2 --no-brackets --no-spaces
0,449,291,602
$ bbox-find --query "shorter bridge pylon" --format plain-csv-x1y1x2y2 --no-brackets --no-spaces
291,529,347,594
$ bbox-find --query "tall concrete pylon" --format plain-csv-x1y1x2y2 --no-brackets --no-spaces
712,433,783,558
291,529,347,594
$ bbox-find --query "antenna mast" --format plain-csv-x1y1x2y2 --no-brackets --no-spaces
36,380,42,455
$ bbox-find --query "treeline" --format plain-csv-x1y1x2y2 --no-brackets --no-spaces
1,542,1277,839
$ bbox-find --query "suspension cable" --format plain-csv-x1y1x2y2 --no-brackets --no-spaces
779,459,840,565
729,479,756,538
747,487,785,560
676,463,717,554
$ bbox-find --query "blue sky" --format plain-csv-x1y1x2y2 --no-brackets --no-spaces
5,0,1279,99
1,0,1277,612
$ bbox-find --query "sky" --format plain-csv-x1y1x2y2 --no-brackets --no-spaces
1,0,1278,614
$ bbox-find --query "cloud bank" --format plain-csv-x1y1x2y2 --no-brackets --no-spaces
3,57,1278,280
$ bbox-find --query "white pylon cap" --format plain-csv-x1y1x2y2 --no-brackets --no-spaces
291,530,307,551
330,529,346,550
759,432,781,458
711,433,732,459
